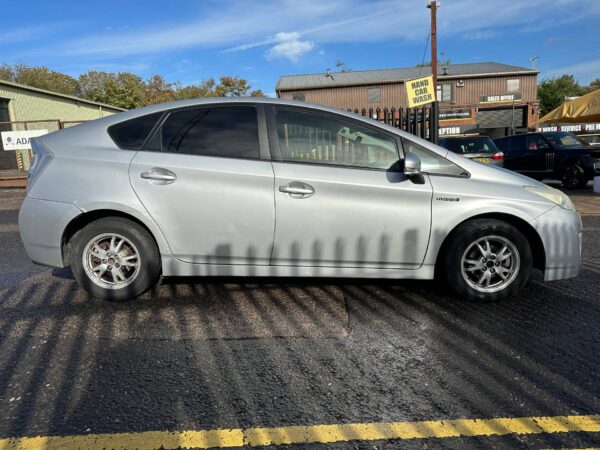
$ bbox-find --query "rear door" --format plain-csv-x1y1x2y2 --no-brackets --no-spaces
128,104,275,264
266,106,433,269
503,135,529,172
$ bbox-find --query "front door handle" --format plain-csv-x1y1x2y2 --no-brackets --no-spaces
141,168,177,184
279,182,315,198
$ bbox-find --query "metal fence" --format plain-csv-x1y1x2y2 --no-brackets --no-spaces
347,104,438,142
0,120,87,172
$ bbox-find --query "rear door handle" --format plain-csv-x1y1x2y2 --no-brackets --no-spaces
279,182,315,198
141,168,177,184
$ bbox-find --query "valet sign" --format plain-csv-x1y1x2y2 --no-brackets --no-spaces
1,130,48,150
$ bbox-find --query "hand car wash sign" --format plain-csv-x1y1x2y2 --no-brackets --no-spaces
406,75,435,108
1,130,48,151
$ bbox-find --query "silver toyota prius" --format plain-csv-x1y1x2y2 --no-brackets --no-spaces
19,98,582,302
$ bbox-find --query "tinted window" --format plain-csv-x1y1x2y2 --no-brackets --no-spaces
543,132,587,148
159,106,259,159
403,138,468,177
526,134,550,151
108,112,163,149
273,108,399,170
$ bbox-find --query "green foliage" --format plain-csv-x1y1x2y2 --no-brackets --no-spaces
538,75,585,116
0,63,79,96
586,78,600,92
0,63,263,109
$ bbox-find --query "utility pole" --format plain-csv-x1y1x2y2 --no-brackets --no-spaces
427,0,440,143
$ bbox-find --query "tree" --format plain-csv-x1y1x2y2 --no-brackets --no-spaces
142,75,176,105
585,78,600,93
538,75,584,116
1,63,79,96
174,78,217,99
0,63,264,109
214,76,252,97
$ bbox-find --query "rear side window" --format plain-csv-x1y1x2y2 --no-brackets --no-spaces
108,112,162,149
158,106,259,159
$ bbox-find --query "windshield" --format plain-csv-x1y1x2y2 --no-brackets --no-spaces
439,136,499,154
543,132,588,149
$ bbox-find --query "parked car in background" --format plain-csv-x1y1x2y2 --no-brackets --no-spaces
438,136,504,167
19,98,582,303
494,131,600,189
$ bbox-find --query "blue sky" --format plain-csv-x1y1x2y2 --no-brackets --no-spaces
1,0,599,96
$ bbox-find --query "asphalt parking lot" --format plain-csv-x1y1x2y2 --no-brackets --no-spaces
0,188,599,449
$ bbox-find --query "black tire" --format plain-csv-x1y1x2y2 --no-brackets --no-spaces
442,219,532,302
562,163,588,189
68,217,160,301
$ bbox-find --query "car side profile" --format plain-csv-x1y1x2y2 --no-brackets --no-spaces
494,131,600,189
19,98,582,302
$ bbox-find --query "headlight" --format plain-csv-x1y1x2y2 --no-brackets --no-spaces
524,186,575,211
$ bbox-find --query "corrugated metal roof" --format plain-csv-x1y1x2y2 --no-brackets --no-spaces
0,79,126,111
276,62,537,91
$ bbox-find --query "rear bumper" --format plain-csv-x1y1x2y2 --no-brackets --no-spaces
530,206,582,281
18,196,81,268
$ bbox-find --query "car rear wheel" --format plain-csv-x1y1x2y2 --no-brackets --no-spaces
562,163,588,189
443,219,532,302
69,217,160,301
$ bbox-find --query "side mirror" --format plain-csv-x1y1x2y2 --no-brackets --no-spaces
404,152,422,175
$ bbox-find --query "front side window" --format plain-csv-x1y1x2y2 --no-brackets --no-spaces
273,108,399,170
108,112,163,149
403,138,468,177
157,106,259,159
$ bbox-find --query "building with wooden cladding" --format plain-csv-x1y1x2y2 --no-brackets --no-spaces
276,62,539,139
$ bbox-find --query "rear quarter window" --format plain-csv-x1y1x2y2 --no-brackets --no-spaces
108,112,163,149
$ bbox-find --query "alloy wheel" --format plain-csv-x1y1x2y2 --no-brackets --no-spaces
460,235,520,293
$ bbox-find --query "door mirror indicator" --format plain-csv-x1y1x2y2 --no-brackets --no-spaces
404,152,422,176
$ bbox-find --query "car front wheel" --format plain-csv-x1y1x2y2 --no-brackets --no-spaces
562,163,588,189
69,217,161,301
443,219,532,302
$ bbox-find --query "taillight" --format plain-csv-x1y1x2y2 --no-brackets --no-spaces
28,138,54,192
492,151,504,160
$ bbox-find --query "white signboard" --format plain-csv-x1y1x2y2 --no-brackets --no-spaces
1,130,49,151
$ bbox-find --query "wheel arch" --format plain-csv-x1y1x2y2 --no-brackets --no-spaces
61,209,167,266
434,212,546,276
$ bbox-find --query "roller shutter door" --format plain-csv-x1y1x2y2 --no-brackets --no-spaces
477,107,524,129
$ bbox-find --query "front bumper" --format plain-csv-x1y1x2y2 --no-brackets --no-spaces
530,206,582,281
18,196,82,268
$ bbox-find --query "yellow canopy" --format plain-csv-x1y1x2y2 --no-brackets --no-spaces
539,88,600,123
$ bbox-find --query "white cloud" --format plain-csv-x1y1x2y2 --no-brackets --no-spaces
542,58,600,84
28,0,600,62
265,32,314,62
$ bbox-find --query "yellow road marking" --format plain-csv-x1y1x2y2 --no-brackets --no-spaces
0,414,598,450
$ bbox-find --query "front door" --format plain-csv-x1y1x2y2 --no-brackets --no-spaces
129,105,275,265
267,107,432,269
